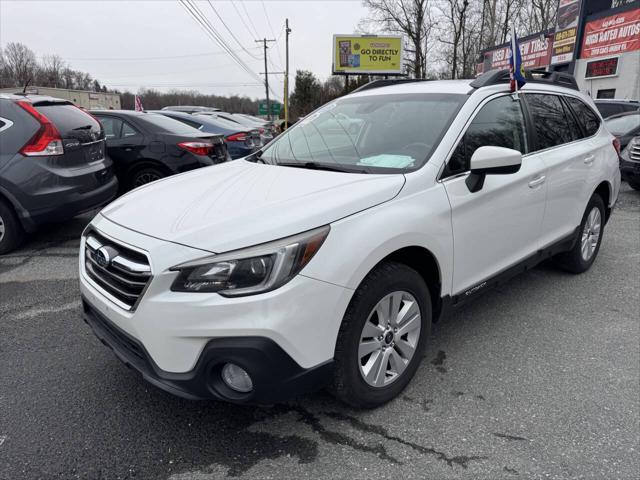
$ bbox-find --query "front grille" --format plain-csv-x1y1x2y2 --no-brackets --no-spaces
83,230,152,311
630,143,640,162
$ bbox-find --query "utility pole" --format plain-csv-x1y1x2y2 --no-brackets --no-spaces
256,38,276,120
284,19,291,129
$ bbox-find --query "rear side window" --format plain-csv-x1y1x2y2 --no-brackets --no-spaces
122,122,140,137
34,103,102,141
446,95,528,175
565,97,600,137
526,94,576,151
99,116,123,139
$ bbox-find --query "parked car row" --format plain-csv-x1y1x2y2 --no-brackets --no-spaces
0,92,286,254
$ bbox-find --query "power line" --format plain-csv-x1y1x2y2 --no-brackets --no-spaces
179,0,280,101
239,1,262,39
64,49,260,62
179,1,261,86
262,1,284,68
206,0,261,60
230,0,259,40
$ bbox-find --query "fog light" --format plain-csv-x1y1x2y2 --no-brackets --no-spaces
221,363,253,393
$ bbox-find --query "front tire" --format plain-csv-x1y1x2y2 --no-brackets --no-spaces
129,167,165,190
330,261,432,409
555,193,605,274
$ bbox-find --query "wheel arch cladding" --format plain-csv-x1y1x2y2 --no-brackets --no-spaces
373,246,442,322
593,181,612,223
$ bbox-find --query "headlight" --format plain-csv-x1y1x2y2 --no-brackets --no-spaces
170,226,330,296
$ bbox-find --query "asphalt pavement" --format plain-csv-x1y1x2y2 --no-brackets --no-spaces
1,184,638,480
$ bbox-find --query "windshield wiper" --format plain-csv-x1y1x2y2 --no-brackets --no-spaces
276,161,368,174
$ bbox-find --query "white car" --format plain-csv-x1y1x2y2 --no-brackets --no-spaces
79,70,620,408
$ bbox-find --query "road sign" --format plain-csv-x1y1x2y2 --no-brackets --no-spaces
259,102,281,116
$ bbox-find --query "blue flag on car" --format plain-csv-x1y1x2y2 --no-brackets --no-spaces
509,27,527,92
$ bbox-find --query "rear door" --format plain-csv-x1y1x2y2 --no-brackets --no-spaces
442,94,547,295
95,114,146,173
523,93,598,246
32,101,106,167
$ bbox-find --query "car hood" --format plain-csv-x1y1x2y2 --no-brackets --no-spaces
100,160,405,253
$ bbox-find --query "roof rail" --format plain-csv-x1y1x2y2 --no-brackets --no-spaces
351,78,430,94
470,68,579,91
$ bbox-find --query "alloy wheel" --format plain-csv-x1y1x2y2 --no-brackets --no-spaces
358,291,421,387
134,172,161,187
581,207,601,261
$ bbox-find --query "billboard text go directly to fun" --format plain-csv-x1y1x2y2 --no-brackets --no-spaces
332,35,404,75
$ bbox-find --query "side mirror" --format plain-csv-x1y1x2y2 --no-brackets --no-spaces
466,146,522,193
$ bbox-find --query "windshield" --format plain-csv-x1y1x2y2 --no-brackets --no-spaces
137,113,203,135
259,93,466,173
605,113,640,135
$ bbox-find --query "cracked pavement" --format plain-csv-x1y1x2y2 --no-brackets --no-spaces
0,184,638,479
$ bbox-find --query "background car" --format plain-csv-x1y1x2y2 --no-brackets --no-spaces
0,93,117,254
161,105,221,113
619,136,640,190
196,112,276,144
92,110,228,191
152,110,260,159
594,99,640,119
604,111,640,151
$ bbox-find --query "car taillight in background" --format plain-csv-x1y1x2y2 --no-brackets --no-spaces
178,141,214,156
613,137,621,156
226,133,247,142
16,100,64,156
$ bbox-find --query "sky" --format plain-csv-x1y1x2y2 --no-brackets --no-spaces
0,0,370,101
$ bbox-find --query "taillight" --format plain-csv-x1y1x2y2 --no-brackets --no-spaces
258,128,265,134
178,141,214,156
16,100,64,156
226,133,247,142
613,137,621,156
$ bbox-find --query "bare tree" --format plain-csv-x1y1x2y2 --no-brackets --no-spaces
39,54,66,88
362,0,435,78
4,42,37,87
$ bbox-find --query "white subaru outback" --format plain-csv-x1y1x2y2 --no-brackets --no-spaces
79,70,620,408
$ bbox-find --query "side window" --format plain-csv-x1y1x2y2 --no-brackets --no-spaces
565,97,601,137
121,122,140,137
446,95,528,175
526,94,576,151
99,116,123,139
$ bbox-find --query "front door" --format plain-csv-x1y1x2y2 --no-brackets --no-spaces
441,94,547,295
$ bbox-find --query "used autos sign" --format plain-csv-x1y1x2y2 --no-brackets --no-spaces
580,8,640,59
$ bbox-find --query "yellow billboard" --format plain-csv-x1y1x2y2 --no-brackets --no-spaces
332,35,404,75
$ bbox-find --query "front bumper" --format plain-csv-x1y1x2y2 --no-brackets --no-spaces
620,157,640,184
82,299,332,403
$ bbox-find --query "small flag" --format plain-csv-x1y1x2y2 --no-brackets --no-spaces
134,95,144,112
509,26,527,93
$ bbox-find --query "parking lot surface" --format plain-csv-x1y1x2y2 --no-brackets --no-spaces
1,184,638,480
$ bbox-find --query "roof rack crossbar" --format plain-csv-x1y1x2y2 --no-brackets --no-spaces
470,68,579,91
351,78,430,94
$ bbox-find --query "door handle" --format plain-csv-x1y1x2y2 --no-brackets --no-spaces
584,155,595,165
528,175,546,188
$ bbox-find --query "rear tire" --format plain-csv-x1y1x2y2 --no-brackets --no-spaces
330,261,431,409
129,167,165,190
555,193,605,274
0,199,24,255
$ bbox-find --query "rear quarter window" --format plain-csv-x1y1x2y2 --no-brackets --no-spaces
565,97,601,137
